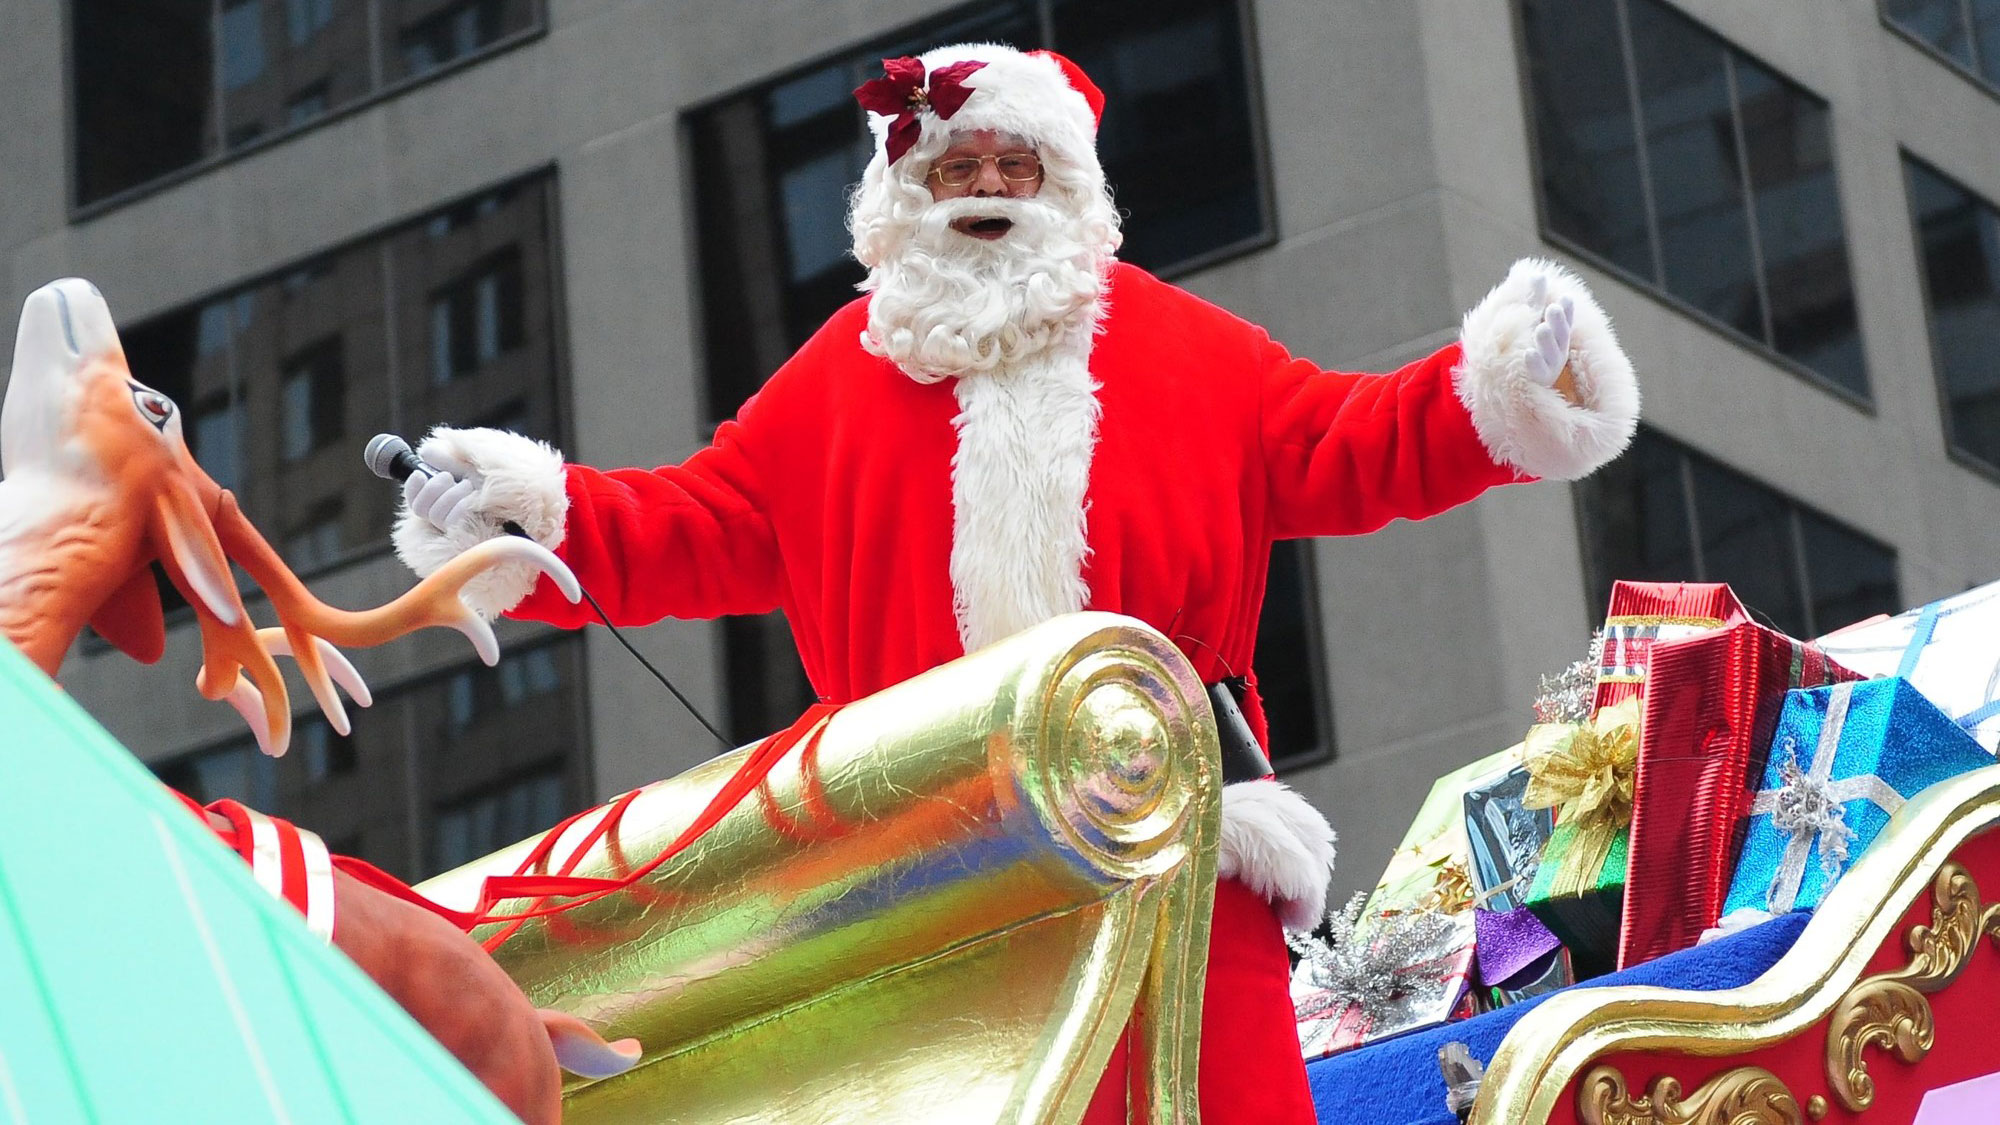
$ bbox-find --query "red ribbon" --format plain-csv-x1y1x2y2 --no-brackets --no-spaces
853,57,986,165
325,702,844,951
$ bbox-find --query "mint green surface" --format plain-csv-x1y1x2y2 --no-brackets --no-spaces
0,640,517,1124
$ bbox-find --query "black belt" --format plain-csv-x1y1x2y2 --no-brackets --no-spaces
1206,676,1275,784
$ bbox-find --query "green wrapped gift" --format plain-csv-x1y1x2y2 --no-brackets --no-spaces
1519,697,1640,978
1364,744,1530,918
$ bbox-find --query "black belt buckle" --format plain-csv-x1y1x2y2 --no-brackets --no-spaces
1207,676,1274,784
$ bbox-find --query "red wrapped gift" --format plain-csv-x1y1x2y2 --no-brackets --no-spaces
1617,623,1861,967
1593,582,1752,712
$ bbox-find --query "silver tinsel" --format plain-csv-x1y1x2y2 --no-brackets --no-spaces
1531,630,1604,726
1288,892,1457,1024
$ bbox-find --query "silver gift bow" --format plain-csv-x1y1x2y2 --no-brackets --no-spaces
1749,682,1906,914
1289,892,1456,1026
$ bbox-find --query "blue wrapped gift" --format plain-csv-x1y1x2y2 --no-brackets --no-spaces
1724,678,1993,918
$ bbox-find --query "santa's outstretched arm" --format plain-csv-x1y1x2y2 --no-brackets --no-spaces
391,419,784,628
1261,257,1639,539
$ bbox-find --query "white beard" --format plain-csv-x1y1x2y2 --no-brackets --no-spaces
859,195,1111,382
854,193,1117,652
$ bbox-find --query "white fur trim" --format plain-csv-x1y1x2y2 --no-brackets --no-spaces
1455,257,1640,481
948,337,1100,651
391,425,568,619
1217,779,1336,932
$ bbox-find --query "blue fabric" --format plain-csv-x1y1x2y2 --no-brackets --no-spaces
1306,911,1809,1125
1724,680,1990,917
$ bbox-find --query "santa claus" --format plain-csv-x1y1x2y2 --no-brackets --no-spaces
394,43,1639,1122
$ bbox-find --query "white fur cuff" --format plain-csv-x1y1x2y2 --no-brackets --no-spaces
1455,257,1640,481
1217,779,1336,932
391,425,569,619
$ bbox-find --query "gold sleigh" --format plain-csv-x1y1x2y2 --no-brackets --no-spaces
420,612,1221,1125
425,609,2000,1125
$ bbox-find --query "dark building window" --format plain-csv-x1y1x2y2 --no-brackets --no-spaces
152,636,588,883
1576,427,1900,637
723,613,817,744
391,0,534,81
1520,0,1867,397
281,336,345,461
1257,540,1334,770
688,0,1270,424
1904,157,2000,475
1882,0,2000,90
117,172,563,580
69,0,539,208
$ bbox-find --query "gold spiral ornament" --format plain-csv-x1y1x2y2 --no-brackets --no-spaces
1022,642,1206,884
1824,861,2000,1109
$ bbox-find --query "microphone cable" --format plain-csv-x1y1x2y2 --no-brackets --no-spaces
496,520,739,752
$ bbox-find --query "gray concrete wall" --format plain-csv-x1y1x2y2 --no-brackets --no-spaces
7,0,2000,903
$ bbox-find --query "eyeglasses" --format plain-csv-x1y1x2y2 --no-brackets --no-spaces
927,152,1042,187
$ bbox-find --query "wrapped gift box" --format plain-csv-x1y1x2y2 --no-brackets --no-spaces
1619,622,1860,968
1817,578,2000,753
1463,764,1572,1005
1593,581,1750,712
1723,678,1994,918
1522,807,1629,979
1291,746,1530,1058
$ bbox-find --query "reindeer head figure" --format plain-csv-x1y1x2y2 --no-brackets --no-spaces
0,278,579,755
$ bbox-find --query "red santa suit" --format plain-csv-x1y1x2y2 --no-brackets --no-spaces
395,43,1638,1124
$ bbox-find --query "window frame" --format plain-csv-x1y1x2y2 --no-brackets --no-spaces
1571,425,1902,637
63,0,549,219
107,164,571,598
1509,0,1874,412
151,631,592,881
1879,0,2000,106
1899,148,2000,486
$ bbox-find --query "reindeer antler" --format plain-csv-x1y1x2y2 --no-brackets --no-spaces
1,277,580,757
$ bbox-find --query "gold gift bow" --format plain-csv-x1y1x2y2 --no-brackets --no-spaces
1519,697,1643,898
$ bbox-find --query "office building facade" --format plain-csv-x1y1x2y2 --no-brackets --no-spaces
7,0,1997,897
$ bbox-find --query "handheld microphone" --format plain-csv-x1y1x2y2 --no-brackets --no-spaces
364,433,436,484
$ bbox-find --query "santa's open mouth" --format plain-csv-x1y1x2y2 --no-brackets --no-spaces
952,216,1015,240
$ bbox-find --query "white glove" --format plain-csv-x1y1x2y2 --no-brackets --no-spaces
390,426,569,619
1521,272,1575,389
403,447,488,536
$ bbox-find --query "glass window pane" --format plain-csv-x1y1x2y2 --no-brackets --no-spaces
724,612,815,742
220,0,268,92
428,763,568,873
1053,0,1266,269
385,0,535,83
219,0,372,151
72,0,215,203
1906,160,2000,471
1256,540,1332,768
1628,0,1764,338
391,183,561,447
1520,0,1656,280
1798,510,1899,635
1884,0,1977,68
1976,0,2000,84
1734,60,1866,394
1687,455,1807,636
1575,428,1697,614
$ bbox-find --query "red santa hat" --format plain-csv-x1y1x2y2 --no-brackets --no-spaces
851,43,1109,210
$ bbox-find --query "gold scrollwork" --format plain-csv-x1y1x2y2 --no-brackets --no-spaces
1577,1064,1803,1125
1824,861,2000,1110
